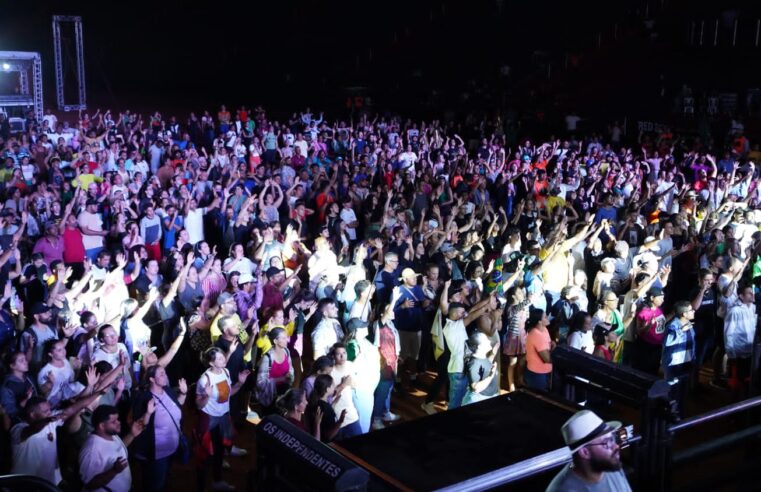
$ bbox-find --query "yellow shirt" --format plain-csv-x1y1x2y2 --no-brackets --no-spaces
539,247,571,293
0,168,14,183
73,174,103,189
256,321,295,353
545,195,566,215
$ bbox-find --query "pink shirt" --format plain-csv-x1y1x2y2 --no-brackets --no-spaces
526,328,552,374
637,306,666,345
33,236,64,265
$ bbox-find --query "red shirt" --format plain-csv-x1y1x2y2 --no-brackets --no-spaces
378,324,398,379
261,282,284,318
315,193,333,224
62,227,85,263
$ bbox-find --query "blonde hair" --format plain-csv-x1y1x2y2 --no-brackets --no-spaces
121,298,138,318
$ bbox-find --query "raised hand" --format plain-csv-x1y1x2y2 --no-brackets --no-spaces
229,337,239,354
85,366,99,388
147,287,160,302
178,378,188,395
238,369,251,384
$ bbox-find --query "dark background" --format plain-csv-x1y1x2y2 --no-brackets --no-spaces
2,0,761,122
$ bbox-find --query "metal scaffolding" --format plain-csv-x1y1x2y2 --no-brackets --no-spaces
0,51,44,122
52,15,87,111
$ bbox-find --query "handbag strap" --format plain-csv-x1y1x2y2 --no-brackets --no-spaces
150,391,182,434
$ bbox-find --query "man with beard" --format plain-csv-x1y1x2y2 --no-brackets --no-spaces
546,410,631,491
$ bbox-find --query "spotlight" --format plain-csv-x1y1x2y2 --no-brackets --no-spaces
1,63,9,71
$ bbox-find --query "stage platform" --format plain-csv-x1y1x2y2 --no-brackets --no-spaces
332,390,582,491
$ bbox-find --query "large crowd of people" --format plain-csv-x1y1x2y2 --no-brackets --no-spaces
0,103,757,491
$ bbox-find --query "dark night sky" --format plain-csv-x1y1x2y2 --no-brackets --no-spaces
0,1,758,117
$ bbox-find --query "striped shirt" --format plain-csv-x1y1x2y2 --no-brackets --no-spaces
662,318,695,368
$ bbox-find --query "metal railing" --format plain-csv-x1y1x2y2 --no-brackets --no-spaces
662,395,761,492
0,474,61,492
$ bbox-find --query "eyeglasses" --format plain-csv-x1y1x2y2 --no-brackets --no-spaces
586,437,617,450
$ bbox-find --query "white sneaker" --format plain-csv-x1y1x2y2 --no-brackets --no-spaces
371,418,385,430
421,402,437,415
382,412,400,422
211,481,235,492
230,445,248,457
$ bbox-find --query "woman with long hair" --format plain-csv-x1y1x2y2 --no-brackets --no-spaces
524,308,553,391
567,311,594,354
276,388,310,433
343,318,380,434
370,299,401,430
194,347,250,492
304,374,346,443
503,285,530,392
329,343,362,439
300,356,334,400
132,364,187,492
255,327,294,414
201,257,227,307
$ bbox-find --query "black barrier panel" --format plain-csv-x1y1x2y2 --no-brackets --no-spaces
335,391,576,491
256,415,369,492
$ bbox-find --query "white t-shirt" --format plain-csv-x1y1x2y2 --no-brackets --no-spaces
37,361,75,408
443,319,468,374
331,363,360,428
567,330,594,354
11,420,63,485
294,139,308,157
185,207,206,245
92,344,132,391
42,114,58,129
78,211,104,250
79,434,131,492
352,339,381,394
339,208,358,240
565,115,581,131
223,257,256,277
398,151,418,171
197,369,232,417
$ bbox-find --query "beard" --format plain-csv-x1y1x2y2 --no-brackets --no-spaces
589,451,622,473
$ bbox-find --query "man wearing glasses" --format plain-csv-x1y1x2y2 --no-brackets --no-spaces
547,410,632,491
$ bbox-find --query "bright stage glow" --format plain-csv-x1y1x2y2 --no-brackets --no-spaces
1,63,9,71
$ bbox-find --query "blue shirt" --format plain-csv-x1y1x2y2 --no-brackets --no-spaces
394,285,425,332
163,215,183,251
